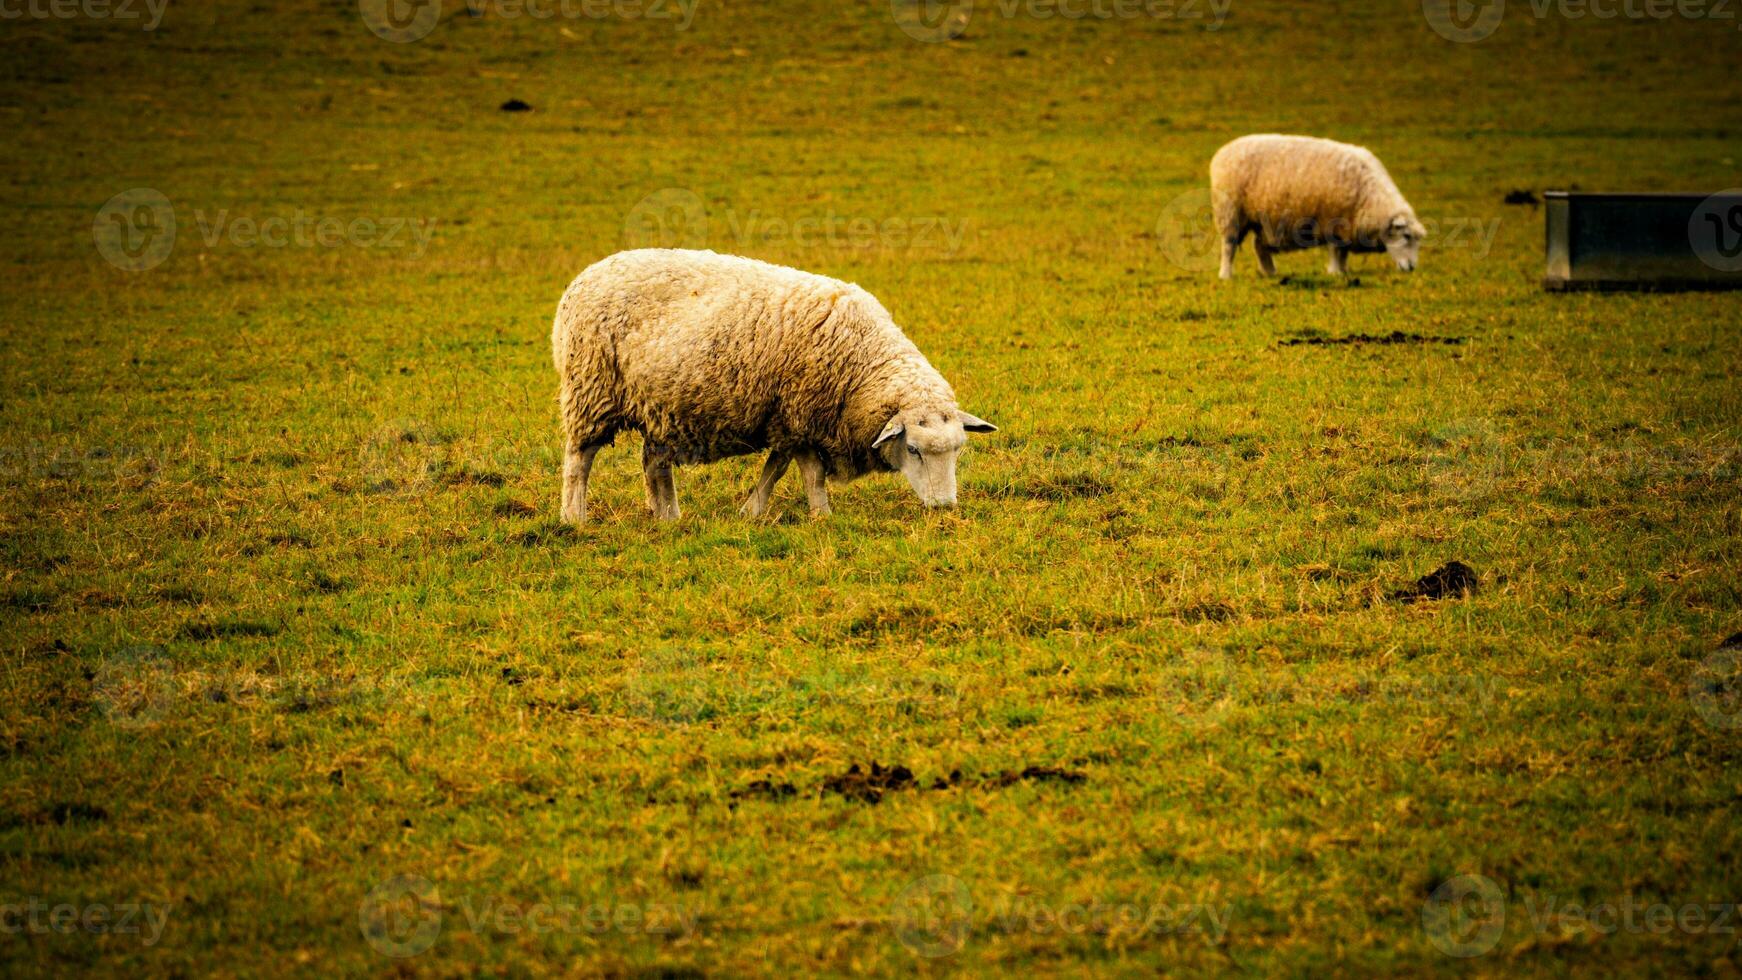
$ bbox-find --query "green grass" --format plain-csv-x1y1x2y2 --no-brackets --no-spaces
3,0,1741,974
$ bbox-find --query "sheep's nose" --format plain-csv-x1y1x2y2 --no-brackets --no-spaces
926,497,957,510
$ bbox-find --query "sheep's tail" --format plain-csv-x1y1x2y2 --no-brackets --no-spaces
552,280,622,449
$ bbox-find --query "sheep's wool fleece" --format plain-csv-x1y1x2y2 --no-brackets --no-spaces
1210,134,1415,249
552,249,956,477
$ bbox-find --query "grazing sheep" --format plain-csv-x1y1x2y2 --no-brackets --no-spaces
551,249,997,523
1209,134,1425,279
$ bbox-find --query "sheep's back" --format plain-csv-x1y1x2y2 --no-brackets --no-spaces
1213,135,1391,240
556,250,872,459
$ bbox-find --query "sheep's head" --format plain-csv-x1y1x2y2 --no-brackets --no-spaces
873,409,997,509
1384,213,1425,271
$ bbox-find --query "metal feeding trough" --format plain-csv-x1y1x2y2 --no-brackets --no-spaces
1543,191,1742,291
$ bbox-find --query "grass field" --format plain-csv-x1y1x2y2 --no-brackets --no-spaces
3,0,1742,974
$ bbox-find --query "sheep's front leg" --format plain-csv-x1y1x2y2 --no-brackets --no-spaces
641,443,680,521
740,451,791,518
1327,244,1350,276
1219,238,1239,280
794,451,831,518
1253,240,1277,277
561,441,602,525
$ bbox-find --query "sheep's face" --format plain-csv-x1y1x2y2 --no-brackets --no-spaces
1384,214,1425,271
873,410,997,509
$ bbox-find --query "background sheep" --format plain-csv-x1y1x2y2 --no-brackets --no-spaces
1209,134,1426,278
551,249,996,522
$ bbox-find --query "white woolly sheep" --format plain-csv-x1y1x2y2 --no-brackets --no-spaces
1209,134,1426,279
551,249,997,523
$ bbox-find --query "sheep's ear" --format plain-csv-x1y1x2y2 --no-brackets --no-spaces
872,419,905,449
960,412,998,434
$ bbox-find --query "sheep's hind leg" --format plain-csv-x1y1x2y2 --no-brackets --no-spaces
1253,240,1277,277
795,451,831,518
740,451,791,518
641,443,680,521
561,438,604,525
1219,238,1239,280
1327,244,1350,276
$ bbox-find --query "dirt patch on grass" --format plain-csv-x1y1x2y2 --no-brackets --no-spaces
3,589,54,613
492,500,538,517
1390,561,1479,602
985,765,1087,787
1281,331,1465,347
822,762,915,804
442,468,506,488
308,570,350,594
729,779,797,803
806,762,1089,804
177,619,282,640
49,802,108,825
510,521,577,547
1276,275,1363,289
264,530,313,548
